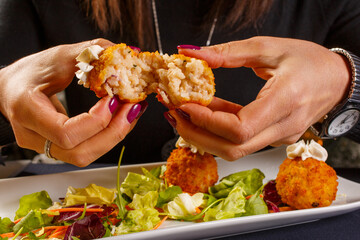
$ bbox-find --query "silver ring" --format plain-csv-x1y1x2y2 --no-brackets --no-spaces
44,139,57,160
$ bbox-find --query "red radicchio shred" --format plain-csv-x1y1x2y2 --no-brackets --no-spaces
63,214,106,240
263,180,284,210
53,204,114,224
266,200,280,213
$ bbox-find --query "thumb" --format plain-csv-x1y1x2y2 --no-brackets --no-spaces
178,37,279,69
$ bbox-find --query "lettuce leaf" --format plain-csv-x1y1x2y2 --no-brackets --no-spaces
64,183,117,207
115,191,160,234
148,165,166,179
120,172,162,199
13,210,52,233
244,187,268,216
0,217,14,234
156,186,182,208
204,186,246,221
128,191,158,210
115,208,160,234
164,193,204,219
209,169,265,198
15,191,52,219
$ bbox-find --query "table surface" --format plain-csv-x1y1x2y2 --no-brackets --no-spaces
12,165,360,240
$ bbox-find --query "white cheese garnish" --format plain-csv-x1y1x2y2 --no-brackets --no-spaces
176,136,205,155
286,139,328,161
75,45,104,87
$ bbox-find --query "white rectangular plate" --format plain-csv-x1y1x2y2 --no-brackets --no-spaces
1,146,360,240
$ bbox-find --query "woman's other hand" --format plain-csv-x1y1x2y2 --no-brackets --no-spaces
172,37,351,160
0,39,147,166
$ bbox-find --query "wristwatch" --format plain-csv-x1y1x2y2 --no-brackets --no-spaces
310,48,360,139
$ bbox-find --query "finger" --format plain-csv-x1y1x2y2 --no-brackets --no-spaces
173,105,245,144
206,97,243,113
21,95,115,149
169,111,240,160
177,83,295,144
172,110,300,161
50,102,141,167
178,37,281,69
49,94,68,115
16,102,143,167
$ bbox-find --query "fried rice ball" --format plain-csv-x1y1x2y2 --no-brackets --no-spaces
83,44,215,109
164,147,218,194
275,157,338,210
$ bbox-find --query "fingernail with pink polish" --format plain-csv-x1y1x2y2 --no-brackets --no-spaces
137,101,148,119
175,108,191,121
177,45,201,50
129,46,141,52
127,103,142,123
164,112,177,128
109,96,120,114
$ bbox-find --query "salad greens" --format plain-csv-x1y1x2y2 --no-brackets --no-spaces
15,191,52,219
0,148,272,239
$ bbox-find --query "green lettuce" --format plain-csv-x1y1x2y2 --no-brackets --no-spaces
209,168,265,198
204,186,246,221
156,186,182,208
15,191,52,219
244,187,268,216
128,191,158,210
64,183,117,207
164,193,204,219
148,165,166,179
0,217,14,234
13,210,53,233
120,172,163,199
115,191,160,234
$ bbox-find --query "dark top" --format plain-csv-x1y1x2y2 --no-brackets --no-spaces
0,0,360,164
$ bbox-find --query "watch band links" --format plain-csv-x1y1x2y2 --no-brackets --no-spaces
330,48,360,104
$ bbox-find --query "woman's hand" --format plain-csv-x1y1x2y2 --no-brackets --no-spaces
0,39,147,166
170,37,351,160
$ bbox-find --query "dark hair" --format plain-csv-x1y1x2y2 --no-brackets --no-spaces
80,0,273,50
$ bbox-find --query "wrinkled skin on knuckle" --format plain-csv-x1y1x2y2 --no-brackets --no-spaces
221,147,247,161
54,131,77,150
67,150,93,167
235,121,255,144
231,122,248,144
211,42,231,68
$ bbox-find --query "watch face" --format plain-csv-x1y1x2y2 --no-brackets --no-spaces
328,109,360,137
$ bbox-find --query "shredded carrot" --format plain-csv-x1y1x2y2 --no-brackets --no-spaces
152,216,168,230
48,227,68,238
246,194,263,200
48,208,104,213
31,225,68,234
0,232,15,238
278,206,294,211
108,217,122,225
13,217,24,224
195,207,201,214
125,205,133,211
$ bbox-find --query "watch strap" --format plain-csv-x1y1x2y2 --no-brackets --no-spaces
346,120,360,142
330,48,360,104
